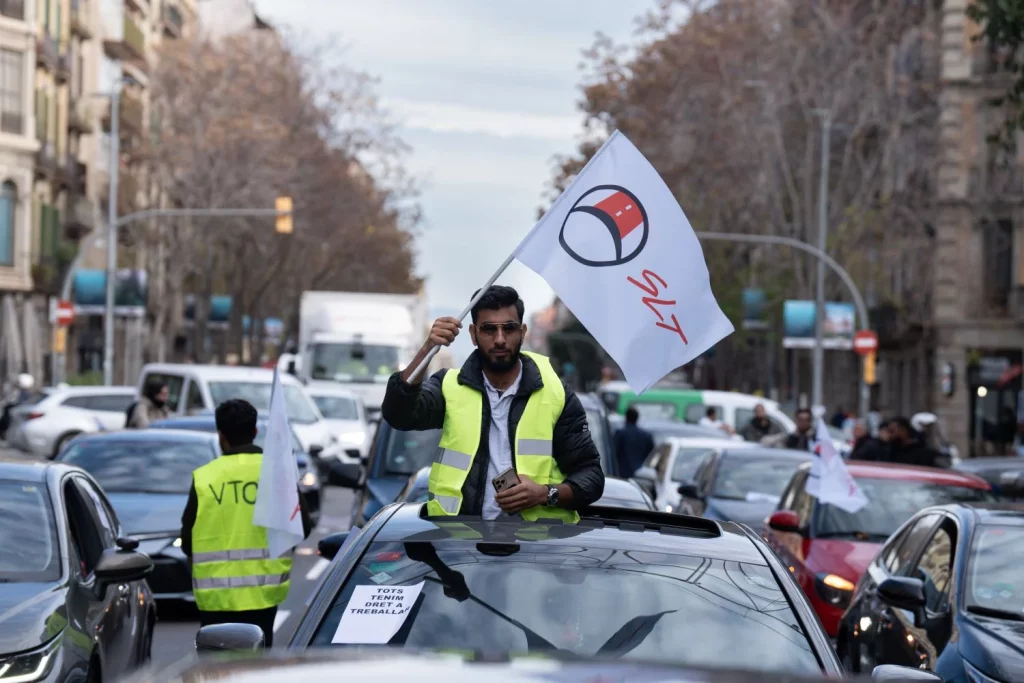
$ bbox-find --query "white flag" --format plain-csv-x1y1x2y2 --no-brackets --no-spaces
252,368,304,557
806,419,868,514
514,130,734,393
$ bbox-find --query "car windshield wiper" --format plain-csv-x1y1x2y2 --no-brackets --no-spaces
966,605,1024,622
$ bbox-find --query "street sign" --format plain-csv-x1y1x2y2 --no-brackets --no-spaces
56,299,75,327
863,350,877,385
853,330,878,356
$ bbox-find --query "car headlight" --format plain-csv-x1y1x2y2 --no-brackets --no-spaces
337,431,365,446
964,660,1003,683
300,471,318,487
814,572,855,608
0,631,62,683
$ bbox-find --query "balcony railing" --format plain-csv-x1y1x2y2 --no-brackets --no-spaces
70,0,92,38
0,0,25,21
124,15,146,60
36,34,57,71
163,3,182,37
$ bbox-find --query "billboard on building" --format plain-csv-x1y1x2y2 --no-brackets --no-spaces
782,300,855,350
742,288,767,330
72,269,147,317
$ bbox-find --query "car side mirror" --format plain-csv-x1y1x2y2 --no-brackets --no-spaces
309,444,324,458
767,510,803,534
344,448,361,461
328,461,363,489
286,361,297,376
115,536,140,551
677,482,701,499
94,548,153,597
195,623,265,652
871,664,942,682
317,531,349,560
878,576,926,610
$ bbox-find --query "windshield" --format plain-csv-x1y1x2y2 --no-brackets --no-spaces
583,408,612,473
312,395,360,421
671,448,716,482
311,342,399,382
208,381,320,425
712,456,807,501
0,480,60,582
310,541,820,674
385,427,442,476
814,478,992,539
254,421,304,452
966,526,1024,617
59,440,215,494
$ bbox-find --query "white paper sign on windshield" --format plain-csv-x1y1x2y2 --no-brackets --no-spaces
331,581,425,644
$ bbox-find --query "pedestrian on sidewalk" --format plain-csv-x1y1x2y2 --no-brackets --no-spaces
614,407,655,478
381,285,604,522
179,399,312,647
127,381,171,429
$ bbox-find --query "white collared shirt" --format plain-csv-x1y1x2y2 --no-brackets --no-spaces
480,361,523,520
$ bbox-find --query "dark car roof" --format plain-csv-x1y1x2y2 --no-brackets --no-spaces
63,428,219,445
370,502,766,565
0,456,79,483
722,447,812,461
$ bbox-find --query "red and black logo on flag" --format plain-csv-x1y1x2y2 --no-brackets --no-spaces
558,185,650,267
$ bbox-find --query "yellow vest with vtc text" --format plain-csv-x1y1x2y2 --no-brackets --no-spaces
426,351,579,524
191,453,293,611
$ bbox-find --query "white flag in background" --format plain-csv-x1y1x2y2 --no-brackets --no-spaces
806,418,868,514
252,367,304,557
514,130,734,393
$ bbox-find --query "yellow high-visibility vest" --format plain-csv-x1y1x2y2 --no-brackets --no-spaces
426,351,579,524
191,453,293,611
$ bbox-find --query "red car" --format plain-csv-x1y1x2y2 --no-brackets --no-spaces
761,461,992,637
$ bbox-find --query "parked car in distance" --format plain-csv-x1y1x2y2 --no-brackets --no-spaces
835,502,1024,682
762,461,994,637
7,385,137,458
303,384,371,461
0,456,156,682
607,413,738,446
631,436,759,511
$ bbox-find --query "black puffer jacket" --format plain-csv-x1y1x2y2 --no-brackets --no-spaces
381,351,605,515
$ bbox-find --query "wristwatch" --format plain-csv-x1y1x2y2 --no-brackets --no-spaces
546,485,559,507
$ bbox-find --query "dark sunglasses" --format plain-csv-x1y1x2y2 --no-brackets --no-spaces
477,321,522,336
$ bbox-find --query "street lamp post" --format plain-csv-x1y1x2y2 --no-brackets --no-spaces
811,109,832,412
102,83,122,386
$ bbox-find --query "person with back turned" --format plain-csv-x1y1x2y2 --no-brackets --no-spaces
614,407,655,478
179,399,312,646
382,285,604,522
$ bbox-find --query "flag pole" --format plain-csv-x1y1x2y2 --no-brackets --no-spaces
405,250,519,384
406,130,624,384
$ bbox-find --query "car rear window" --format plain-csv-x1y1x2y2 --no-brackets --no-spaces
310,540,821,674
59,439,215,494
0,479,60,582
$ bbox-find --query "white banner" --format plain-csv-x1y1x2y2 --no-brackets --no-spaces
806,419,868,514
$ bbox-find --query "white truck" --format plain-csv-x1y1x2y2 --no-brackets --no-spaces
294,291,447,420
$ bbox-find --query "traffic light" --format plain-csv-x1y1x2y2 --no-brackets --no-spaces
863,351,877,385
275,196,293,234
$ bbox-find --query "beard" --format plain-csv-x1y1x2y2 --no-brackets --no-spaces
480,339,522,373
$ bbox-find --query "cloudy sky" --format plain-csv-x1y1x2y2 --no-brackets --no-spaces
252,0,655,361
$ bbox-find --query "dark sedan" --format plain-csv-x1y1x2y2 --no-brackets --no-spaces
0,457,155,683
147,414,322,524
677,447,813,527
56,429,222,602
837,503,1024,682
953,456,1024,500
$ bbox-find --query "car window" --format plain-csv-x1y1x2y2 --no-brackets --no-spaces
631,401,677,420
966,525,1024,616
583,408,613,474
207,381,319,425
812,479,990,543
186,381,205,414
684,403,706,424
645,443,669,471
0,479,61,582
63,479,105,575
309,541,820,674
381,426,443,476
670,448,716,483
61,395,94,409
886,513,940,576
142,373,184,411
73,477,118,547
735,408,754,429
60,439,216,494
711,455,807,502
695,455,718,492
793,482,815,528
778,471,806,512
910,523,954,613
312,395,361,420
653,444,672,480
90,394,135,412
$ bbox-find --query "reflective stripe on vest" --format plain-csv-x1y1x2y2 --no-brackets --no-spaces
426,351,579,524
191,452,293,611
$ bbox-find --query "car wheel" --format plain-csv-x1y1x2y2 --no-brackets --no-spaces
52,431,81,459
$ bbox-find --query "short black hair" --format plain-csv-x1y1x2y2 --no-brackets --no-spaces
625,407,639,424
470,285,525,324
215,399,258,448
890,416,913,432
705,406,716,418
144,380,166,400
795,408,812,419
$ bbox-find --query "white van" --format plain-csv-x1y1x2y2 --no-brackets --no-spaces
683,391,797,436
136,363,352,462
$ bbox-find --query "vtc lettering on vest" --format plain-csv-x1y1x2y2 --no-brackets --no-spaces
208,480,258,505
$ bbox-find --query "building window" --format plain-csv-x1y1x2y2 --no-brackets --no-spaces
0,181,16,267
0,49,23,135
983,219,1014,312
0,0,25,21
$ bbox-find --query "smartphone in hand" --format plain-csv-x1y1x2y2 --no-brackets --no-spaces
492,467,520,493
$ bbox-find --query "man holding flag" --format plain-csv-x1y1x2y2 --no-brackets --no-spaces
179,382,312,647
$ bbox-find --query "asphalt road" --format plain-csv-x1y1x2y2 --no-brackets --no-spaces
152,486,355,662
